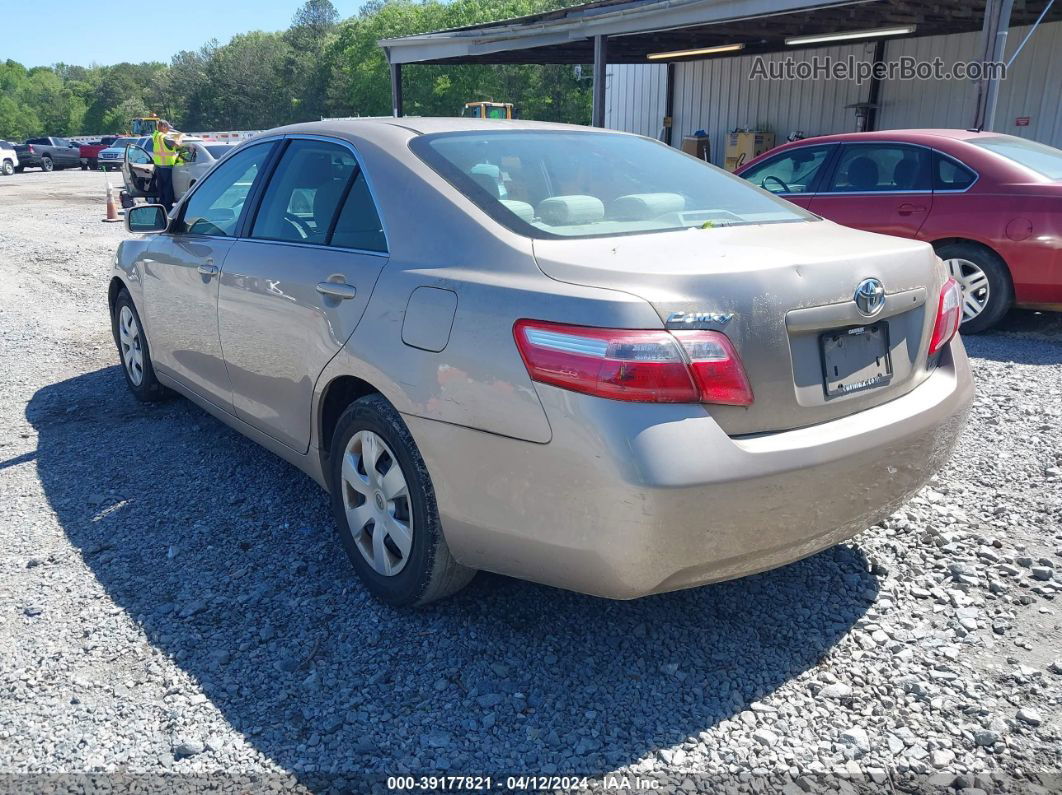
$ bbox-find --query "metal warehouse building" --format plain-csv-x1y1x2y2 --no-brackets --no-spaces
381,0,1062,167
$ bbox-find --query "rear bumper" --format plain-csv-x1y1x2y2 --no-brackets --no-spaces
406,338,973,599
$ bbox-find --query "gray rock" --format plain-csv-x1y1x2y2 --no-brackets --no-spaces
1016,707,1043,726
173,740,204,758
839,727,870,755
752,728,778,747
818,683,853,700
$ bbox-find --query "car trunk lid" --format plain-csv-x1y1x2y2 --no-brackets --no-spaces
532,220,945,435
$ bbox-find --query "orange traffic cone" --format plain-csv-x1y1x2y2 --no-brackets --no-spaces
102,179,122,223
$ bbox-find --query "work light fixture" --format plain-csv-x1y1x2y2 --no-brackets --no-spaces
647,43,746,60
785,25,915,46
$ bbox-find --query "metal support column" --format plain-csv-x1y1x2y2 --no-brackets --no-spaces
390,62,404,118
971,0,1014,130
863,39,886,132
663,62,676,145
592,35,608,127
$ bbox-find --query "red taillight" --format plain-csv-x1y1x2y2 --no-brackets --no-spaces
513,320,753,406
27,145,34,153
929,277,962,355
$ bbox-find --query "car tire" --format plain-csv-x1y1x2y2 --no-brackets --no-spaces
1,160,13,176
111,290,169,402
328,394,475,607
89,158,98,170
40,156,53,172
14,165,24,173
935,241,1012,334
81,163,88,171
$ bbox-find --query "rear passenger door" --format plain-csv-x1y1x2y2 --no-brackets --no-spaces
217,136,388,452
809,143,934,237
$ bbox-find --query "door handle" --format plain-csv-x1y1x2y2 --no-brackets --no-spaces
197,259,218,277
316,281,356,300
897,203,926,216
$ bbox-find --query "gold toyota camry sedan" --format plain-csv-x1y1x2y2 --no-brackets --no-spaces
108,118,972,606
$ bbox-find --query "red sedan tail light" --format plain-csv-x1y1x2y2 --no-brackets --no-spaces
929,278,962,355
513,320,753,406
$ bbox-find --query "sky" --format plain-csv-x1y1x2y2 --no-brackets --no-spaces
4,0,363,69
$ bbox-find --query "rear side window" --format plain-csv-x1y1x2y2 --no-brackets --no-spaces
178,142,273,237
251,139,357,245
934,154,977,190
825,144,931,192
329,174,386,252
740,145,834,194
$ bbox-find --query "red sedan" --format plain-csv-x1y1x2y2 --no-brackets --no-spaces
736,129,1062,332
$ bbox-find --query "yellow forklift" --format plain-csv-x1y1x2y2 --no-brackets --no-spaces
129,114,162,136
462,101,514,120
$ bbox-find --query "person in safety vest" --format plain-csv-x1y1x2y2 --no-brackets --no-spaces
151,120,184,212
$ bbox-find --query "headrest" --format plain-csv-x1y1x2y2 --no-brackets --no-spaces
847,157,879,190
499,199,534,224
609,193,686,221
296,153,335,187
893,159,918,189
537,195,605,226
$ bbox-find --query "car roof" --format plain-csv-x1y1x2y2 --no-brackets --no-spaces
268,117,618,138
758,129,1020,148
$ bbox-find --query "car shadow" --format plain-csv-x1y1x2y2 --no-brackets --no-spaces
963,309,1062,365
27,366,877,783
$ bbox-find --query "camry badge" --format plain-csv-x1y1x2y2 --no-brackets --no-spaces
665,311,734,329
854,278,886,317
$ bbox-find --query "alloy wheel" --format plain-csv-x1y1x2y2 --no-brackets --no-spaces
117,305,144,386
945,257,990,322
340,430,414,577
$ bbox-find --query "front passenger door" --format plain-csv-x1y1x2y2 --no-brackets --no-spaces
139,142,276,411
218,137,389,452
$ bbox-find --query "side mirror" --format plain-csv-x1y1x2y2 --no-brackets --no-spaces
126,204,168,234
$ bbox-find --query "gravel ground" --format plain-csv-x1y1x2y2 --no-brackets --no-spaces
1,169,1061,793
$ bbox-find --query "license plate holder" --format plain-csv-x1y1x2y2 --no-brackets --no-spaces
820,323,892,398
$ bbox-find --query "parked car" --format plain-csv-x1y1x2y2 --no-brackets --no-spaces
109,119,972,606
79,136,118,170
736,130,1062,332
0,140,18,175
13,137,82,172
121,138,237,203
97,136,148,171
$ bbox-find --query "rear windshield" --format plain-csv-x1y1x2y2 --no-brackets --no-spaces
206,145,235,158
410,130,812,239
971,136,1062,180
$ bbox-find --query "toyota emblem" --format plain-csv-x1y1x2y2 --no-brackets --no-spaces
854,278,886,317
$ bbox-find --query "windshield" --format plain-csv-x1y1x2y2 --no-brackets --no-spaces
971,136,1062,180
410,131,812,239
111,138,137,148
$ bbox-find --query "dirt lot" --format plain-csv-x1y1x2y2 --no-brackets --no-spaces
1,169,1060,792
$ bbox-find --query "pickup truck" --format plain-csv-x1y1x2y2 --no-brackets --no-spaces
13,137,83,172
79,136,118,170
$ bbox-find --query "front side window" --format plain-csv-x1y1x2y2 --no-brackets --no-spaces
251,139,357,245
825,144,931,193
126,146,152,165
971,135,1062,180
740,145,834,194
411,131,811,239
177,142,273,237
